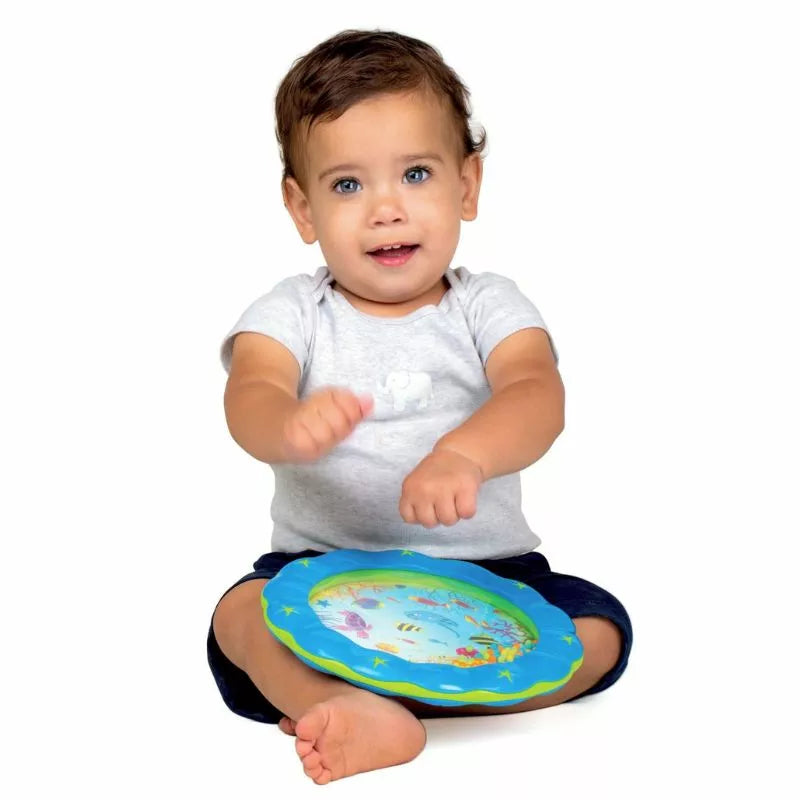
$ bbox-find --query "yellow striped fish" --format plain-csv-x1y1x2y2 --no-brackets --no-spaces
397,623,423,632
469,634,498,646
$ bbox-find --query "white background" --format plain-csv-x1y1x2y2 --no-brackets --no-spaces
2,1,797,797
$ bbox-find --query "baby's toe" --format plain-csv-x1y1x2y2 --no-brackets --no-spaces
305,763,332,785
295,737,315,758
302,753,326,783
278,716,296,736
302,749,322,771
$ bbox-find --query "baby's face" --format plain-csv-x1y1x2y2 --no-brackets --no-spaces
283,89,482,309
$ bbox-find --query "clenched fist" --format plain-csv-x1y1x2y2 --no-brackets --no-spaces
399,447,484,528
281,387,374,463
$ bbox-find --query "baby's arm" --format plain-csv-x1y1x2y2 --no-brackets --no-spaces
434,327,564,480
224,332,372,464
399,328,562,528
224,332,301,463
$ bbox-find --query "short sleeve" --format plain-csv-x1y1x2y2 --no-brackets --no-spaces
459,269,559,367
220,274,316,375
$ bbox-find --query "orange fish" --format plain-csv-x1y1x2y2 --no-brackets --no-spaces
409,595,450,608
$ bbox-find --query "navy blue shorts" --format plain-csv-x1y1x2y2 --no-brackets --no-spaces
207,549,633,724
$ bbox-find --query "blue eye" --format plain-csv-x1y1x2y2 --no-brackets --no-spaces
331,165,433,194
405,165,431,183
332,177,360,194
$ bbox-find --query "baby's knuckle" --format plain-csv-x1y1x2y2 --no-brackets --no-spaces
296,406,314,426
319,430,337,450
331,387,353,406
285,425,304,449
333,393,359,422
334,405,353,428
325,414,347,439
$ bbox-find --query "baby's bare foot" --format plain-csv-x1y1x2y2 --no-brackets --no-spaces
293,690,427,784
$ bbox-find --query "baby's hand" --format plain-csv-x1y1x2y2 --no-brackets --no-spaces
399,447,484,528
282,387,373,462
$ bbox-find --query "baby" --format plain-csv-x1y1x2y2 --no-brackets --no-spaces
209,29,633,785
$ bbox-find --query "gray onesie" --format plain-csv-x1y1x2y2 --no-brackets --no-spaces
221,266,559,560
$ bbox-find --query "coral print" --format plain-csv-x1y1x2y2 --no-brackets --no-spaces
313,577,537,667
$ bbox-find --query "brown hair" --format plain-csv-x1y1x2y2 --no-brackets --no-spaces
274,29,487,194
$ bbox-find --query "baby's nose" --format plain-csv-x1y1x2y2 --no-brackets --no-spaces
368,192,407,225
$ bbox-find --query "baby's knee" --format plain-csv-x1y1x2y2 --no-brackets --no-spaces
212,579,269,664
573,616,623,676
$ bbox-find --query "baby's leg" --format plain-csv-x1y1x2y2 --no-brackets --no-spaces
212,579,427,784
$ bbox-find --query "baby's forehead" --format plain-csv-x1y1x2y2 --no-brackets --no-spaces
303,94,460,171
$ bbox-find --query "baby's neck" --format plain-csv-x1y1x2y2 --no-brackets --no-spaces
331,278,448,318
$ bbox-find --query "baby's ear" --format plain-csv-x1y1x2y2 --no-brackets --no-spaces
460,153,483,222
282,177,318,244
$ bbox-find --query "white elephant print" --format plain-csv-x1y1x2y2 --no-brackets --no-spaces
378,370,434,413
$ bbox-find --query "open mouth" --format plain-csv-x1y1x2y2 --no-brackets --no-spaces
367,244,419,257
367,244,420,267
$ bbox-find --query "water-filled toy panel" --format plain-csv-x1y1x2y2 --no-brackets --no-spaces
311,569,538,667
262,549,583,706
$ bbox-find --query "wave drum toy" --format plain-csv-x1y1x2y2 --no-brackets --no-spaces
262,549,584,706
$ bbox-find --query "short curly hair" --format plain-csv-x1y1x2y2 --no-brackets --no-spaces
275,29,487,194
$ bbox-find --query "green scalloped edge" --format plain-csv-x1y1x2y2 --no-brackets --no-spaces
263,595,584,705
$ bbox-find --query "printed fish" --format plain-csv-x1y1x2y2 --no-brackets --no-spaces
450,598,475,609
408,595,450,608
397,622,423,632
376,642,400,654
428,638,449,645
399,638,417,645
351,597,384,609
469,634,498,646
405,610,460,634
